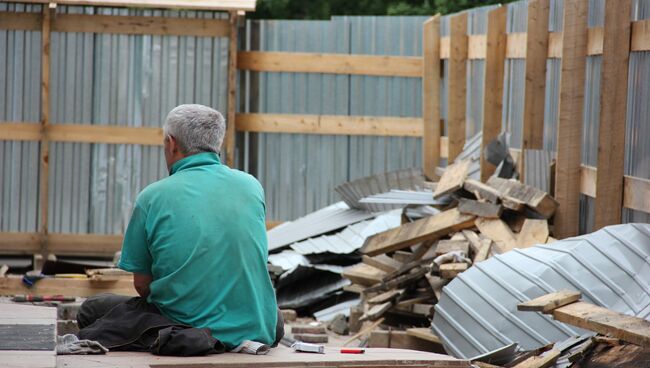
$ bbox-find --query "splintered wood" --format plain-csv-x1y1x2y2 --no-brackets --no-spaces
341,160,558,351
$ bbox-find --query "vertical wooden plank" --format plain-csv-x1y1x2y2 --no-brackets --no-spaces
594,0,632,229
480,6,507,181
225,11,238,167
522,0,550,176
423,16,441,180
554,0,588,238
39,4,52,258
447,13,468,162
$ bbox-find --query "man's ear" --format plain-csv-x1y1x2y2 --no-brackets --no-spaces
167,135,179,154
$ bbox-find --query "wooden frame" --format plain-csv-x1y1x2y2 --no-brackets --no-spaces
422,16,441,180
447,13,468,162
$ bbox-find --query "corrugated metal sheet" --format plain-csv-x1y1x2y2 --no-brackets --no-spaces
243,16,427,222
334,168,426,212
523,149,554,193
432,223,650,359
289,210,401,255
267,202,375,252
0,3,230,235
360,190,442,206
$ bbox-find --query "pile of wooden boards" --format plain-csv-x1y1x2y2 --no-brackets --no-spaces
341,160,559,342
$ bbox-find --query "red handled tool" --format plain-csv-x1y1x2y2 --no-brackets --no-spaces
340,348,365,354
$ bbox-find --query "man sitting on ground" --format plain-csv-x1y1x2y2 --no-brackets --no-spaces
76,104,283,355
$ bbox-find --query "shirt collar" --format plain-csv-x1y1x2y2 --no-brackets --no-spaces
170,152,222,175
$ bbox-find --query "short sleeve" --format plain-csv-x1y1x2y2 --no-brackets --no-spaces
118,203,153,274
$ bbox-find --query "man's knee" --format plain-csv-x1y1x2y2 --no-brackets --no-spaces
77,293,132,330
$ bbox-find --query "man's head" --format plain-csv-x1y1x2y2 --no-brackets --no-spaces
162,104,226,171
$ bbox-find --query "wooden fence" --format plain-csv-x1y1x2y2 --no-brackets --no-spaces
0,0,649,257
0,1,240,256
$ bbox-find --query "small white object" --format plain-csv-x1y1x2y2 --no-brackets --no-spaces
291,342,325,354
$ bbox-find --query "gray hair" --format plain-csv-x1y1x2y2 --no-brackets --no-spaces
163,104,226,154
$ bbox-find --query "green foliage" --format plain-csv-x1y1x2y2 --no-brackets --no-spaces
251,0,515,19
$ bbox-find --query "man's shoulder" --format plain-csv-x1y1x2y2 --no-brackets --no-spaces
135,176,175,206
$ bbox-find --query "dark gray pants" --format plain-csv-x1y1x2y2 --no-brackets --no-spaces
77,293,284,348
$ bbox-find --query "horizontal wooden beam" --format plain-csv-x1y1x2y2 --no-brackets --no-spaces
237,51,423,77
0,276,137,297
580,165,650,214
236,113,423,137
0,232,122,256
0,123,164,145
0,12,230,37
439,21,650,60
7,0,256,12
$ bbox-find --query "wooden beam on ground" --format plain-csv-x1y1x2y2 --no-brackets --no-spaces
439,263,468,279
516,219,549,248
423,16,441,180
594,0,632,229
513,350,561,368
521,0,550,169
237,51,423,78
225,11,238,167
235,113,422,137
475,218,517,253
457,198,502,219
361,208,476,257
0,276,137,297
362,255,403,274
518,290,582,313
447,13,468,162
341,264,386,287
481,6,507,181
554,0,588,239
553,301,650,348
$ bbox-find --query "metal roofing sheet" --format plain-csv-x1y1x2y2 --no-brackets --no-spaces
432,223,650,359
267,202,375,252
359,190,443,206
335,168,427,213
289,210,401,255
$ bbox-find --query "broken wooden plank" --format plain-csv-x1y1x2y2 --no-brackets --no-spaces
433,160,472,199
553,301,650,348
461,230,482,253
513,349,561,368
457,198,503,218
475,217,518,253
439,263,468,279
435,240,470,256
343,284,365,294
517,290,582,313
391,251,413,264
293,333,328,343
406,328,442,344
361,208,476,256
363,267,430,295
367,289,404,305
360,301,393,322
473,239,492,263
394,303,435,317
362,254,403,273
463,179,501,203
291,325,327,335
487,177,559,218
516,219,549,248
341,263,386,287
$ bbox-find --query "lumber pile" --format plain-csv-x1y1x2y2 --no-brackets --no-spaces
340,160,558,347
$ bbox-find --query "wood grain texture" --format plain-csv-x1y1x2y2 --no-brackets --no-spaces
513,350,561,368
46,124,164,145
553,301,650,348
0,276,137,297
467,34,487,59
433,159,471,199
506,32,527,58
361,208,475,257
594,0,632,229
481,6,507,181
39,6,52,258
555,0,588,239
0,122,42,141
447,13,468,162
236,113,423,137
52,13,229,37
516,219,549,248
237,51,423,77
518,290,582,313
522,0,550,155
225,11,238,167
475,218,517,253
423,16,441,180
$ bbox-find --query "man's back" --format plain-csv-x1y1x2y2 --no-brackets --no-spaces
118,152,278,349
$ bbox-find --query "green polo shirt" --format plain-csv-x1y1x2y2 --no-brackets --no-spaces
118,152,278,349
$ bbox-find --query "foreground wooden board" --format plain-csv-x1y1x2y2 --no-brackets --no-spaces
0,304,57,368
517,290,582,313
512,349,560,368
341,264,386,287
57,347,469,368
486,177,559,218
553,301,650,348
362,208,476,256
0,276,137,297
475,218,517,253
433,160,471,199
